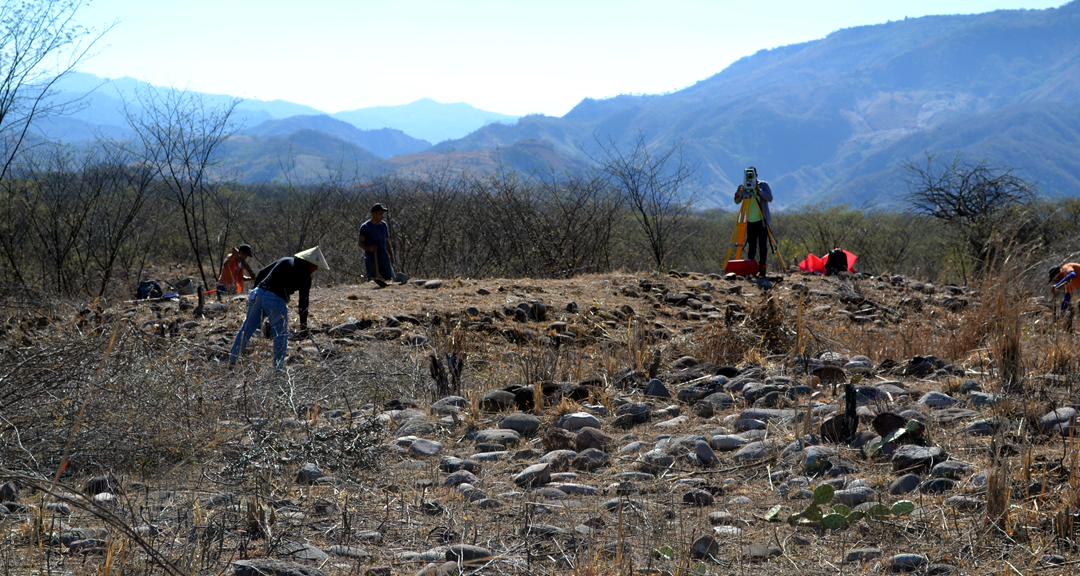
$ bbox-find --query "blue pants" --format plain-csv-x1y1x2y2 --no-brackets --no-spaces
230,287,289,369
365,250,395,282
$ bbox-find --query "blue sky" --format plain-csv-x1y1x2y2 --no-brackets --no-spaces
76,0,1066,116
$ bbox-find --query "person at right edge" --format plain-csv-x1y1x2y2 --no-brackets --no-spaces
1049,262,1080,319
358,203,396,287
734,166,773,277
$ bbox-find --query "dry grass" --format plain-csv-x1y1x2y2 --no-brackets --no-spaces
2,267,1080,575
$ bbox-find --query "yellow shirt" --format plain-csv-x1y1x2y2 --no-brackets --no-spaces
746,191,763,223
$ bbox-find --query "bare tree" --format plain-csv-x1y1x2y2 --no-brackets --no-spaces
125,87,240,288
389,166,465,278
0,0,111,180
19,143,103,294
592,133,698,271
80,142,157,296
904,152,1037,267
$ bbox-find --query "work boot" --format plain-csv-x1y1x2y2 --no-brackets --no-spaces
758,264,767,277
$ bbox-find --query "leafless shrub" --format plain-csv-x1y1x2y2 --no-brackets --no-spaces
592,132,698,271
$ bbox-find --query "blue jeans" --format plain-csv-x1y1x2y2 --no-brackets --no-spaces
364,250,395,282
230,287,289,369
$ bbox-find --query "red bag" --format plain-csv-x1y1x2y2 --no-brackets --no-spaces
799,253,824,274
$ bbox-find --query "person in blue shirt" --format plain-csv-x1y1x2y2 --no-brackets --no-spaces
358,203,396,287
734,166,774,277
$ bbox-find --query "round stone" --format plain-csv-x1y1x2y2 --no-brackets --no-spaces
500,413,542,435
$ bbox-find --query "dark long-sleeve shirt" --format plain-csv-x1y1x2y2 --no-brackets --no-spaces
254,257,312,325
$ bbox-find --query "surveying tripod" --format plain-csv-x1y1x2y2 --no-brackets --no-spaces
723,193,786,271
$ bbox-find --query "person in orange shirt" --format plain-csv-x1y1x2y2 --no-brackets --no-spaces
217,245,256,295
1049,262,1080,315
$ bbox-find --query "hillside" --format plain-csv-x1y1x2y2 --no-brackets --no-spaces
216,132,588,184
2,266,1078,574
437,3,1080,207
384,139,592,177
242,115,432,158
218,131,387,183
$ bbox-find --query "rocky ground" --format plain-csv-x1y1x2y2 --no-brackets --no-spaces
1,268,1079,575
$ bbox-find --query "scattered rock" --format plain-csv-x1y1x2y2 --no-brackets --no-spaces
919,391,957,408
474,428,521,445
887,553,928,572
233,559,329,576
710,435,749,451
683,489,714,507
945,495,983,511
695,440,719,467
891,445,947,474
930,460,973,480
513,463,551,488
443,470,479,487
557,412,602,432
741,543,782,561
445,544,493,562
846,547,883,562
409,439,443,457
574,427,613,452
1039,407,1075,435
889,474,921,495
481,390,516,412
500,413,541,436
638,449,675,473
732,441,776,461
572,448,610,471
296,463,325,485
644,379,671,398
0,482,16,502
690,535,719,559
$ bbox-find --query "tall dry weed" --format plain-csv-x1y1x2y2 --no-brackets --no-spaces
960,236,1035,393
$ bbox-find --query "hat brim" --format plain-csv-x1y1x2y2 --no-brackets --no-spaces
295,246,330,270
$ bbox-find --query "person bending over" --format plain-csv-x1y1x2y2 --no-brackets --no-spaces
1050,262,1080,318
217,244,255,294
229,246,328,369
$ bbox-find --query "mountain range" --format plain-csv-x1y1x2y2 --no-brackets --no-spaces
39,72,518,148
28,2,1080,203
434,2,1080,207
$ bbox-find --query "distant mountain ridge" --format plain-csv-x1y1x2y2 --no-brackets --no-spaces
241,115,431,158
332,98,519,145
435,2,1080,206
38,73,517,145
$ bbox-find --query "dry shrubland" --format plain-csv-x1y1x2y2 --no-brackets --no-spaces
2,252,1080,575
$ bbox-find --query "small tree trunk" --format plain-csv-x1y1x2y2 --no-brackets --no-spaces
842,384,858,442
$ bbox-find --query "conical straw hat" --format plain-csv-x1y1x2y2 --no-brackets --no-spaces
295,246,329,270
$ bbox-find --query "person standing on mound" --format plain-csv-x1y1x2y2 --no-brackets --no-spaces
358,203,396,287
229,246,328,369
734,166,774,277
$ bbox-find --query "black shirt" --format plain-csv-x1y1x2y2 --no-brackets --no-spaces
255,257,312,325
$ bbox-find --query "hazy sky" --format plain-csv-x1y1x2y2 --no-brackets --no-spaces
75,0,1066,116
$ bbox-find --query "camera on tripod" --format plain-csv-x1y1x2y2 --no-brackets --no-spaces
743,167,758,192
